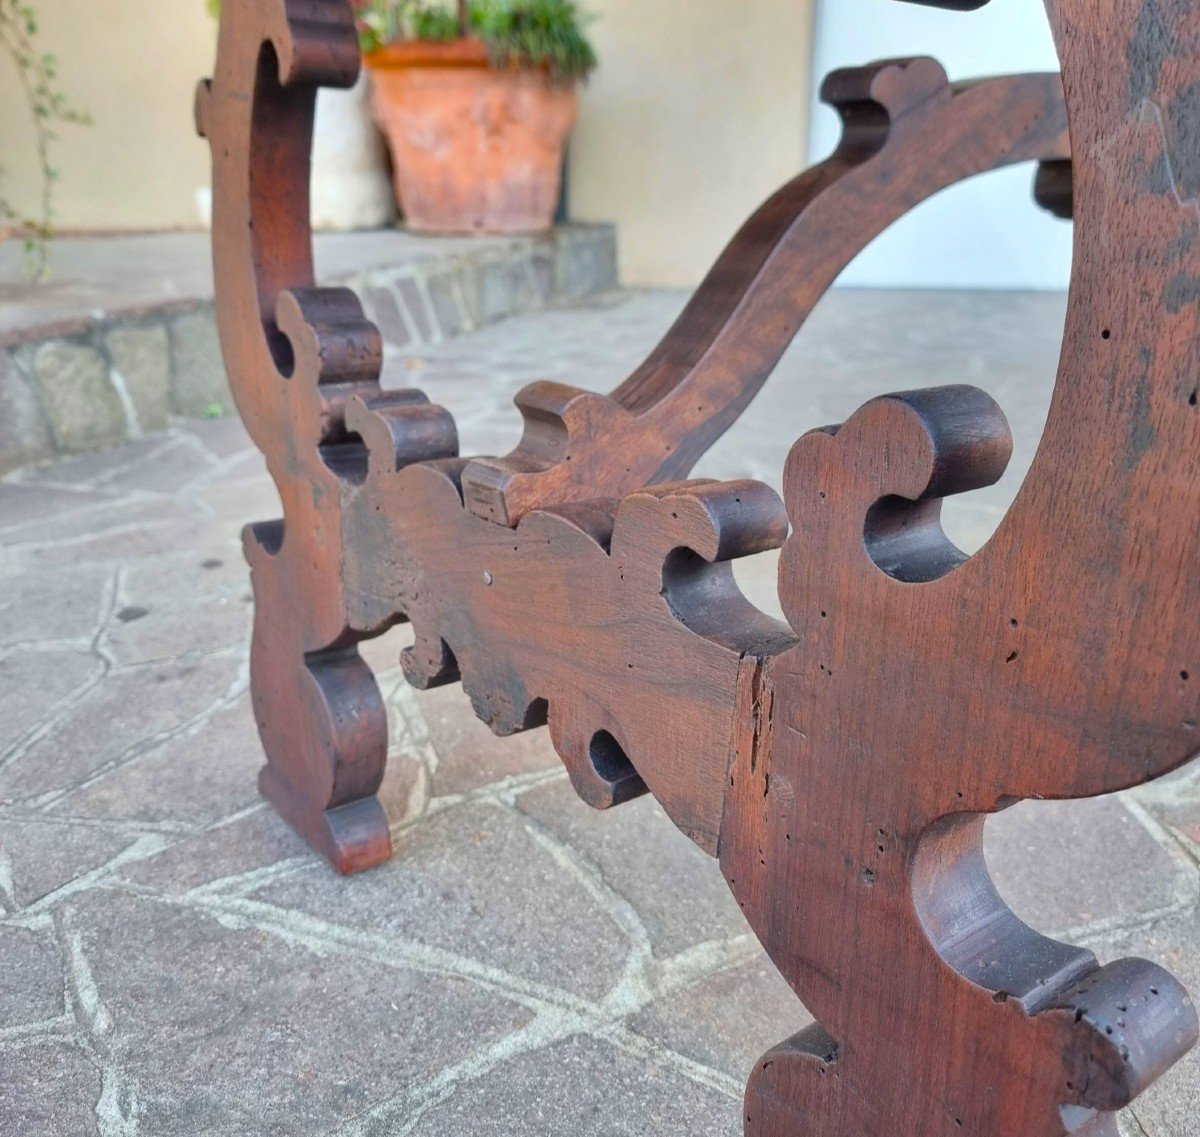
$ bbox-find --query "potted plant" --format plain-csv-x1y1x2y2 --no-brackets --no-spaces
358,0,596,235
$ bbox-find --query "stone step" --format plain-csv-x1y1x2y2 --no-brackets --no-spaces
0,224,617,474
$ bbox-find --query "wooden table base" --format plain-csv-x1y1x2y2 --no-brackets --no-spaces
199,2,1200,1133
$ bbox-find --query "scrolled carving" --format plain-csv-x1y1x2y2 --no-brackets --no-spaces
203,0,1200,1130
720,384,1200,1136
349,459,791,853
200,0,461,871
461,59,1069,524
718,3,1200,1127
782,386,1013,587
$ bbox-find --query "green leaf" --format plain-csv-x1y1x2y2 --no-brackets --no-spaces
355,0,597,80
0,0,92,279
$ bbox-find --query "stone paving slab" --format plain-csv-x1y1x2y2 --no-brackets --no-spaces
1,289,1198,1136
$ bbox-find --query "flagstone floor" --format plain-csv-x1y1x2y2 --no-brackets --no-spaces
1,288,1197,1136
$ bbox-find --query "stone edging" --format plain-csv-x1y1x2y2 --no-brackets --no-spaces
0,225,617,475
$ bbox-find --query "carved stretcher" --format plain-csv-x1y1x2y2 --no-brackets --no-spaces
199,1,1200,1133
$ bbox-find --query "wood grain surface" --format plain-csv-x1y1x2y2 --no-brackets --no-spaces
199,1,1200,1131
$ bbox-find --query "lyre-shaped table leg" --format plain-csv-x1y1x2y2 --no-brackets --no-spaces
201,0,1200,1130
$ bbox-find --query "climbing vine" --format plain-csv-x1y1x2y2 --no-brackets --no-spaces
0,1,89,277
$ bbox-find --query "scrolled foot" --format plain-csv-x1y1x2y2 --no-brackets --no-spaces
744,1025,841,1137
247,525,393,875
259,767,391,876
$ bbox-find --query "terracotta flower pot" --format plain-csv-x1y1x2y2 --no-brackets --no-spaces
365,40,580,236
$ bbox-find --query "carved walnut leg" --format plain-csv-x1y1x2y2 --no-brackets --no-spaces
728,386,1199,1135
197,2,457,872
720,4,1200,1130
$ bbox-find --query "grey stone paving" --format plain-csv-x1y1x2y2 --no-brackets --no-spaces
1,288,1198,1136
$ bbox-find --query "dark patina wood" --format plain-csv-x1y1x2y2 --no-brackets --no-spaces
461,59,1070,524
200,0,1200,1132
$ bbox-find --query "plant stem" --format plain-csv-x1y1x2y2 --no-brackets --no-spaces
0,8,52,275
457,0,469,37
0,0,89,278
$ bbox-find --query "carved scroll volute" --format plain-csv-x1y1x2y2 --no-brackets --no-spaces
196,0,372,648
720,3,1200,1135
461,61,1070,526
357,460,792,856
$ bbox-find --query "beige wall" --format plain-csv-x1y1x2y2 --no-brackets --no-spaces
0,1,815,286
0,0,216,232
568,0,816,286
